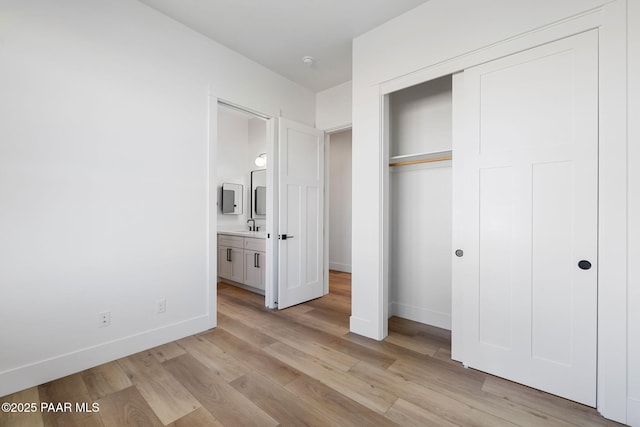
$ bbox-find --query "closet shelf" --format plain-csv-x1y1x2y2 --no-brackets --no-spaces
389,150,452,167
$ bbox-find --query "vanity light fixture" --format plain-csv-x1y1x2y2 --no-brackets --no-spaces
255,153,267,167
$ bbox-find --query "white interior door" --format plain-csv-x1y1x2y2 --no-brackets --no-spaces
453,30,598,405
277,118,325,309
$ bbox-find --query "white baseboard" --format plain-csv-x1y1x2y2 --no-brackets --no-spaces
329,262,351,273
629,397,640,426
0,315,209,397
389,302,451,330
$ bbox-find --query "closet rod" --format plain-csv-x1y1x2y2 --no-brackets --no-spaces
389,155,452,167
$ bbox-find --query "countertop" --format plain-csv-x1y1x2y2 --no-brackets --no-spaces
217,229,267,239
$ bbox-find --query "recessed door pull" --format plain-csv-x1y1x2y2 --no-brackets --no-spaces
455,249,464,257
578,260,592,270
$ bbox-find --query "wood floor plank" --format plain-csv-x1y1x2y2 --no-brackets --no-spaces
149,342,187,363
201,328,302,386
230,371,333,426
325,337,397,369
302,305,350,328
0,387,44,427
217,296,282,331
387,360,577,427
217,283,265,311
278,337,359,372
167,407,224,427
388,354,487,396
256,307,345,347
432,346,461,366
82,361,133,401
117,351,200,425
281,302,316,315
277,305,350,337
176,335,247,383
264,341,398,414
349,361,517,427
481,376,624,427
305,293,351,314
163,353,279,427
387,316,452,350
285,375,399,427
343,331,443,362
256,319,360,372
385,398,459,427
384,330,439,356
389,316,451,342
216,311,278,348
38,373,104,427
96,386,163,427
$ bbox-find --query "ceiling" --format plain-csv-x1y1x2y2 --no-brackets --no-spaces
138,0,430,92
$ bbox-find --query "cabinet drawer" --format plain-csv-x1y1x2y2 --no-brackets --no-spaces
244,237,266,252
218,234,244,249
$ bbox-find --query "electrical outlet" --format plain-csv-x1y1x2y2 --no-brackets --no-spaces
99,311,111,328
157,299,166,314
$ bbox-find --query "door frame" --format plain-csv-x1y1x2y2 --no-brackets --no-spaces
325,124,353,292
208,99,331,313
207,97,278,323
378,1,627,421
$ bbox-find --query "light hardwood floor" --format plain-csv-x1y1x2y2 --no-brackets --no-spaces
0,271,624,426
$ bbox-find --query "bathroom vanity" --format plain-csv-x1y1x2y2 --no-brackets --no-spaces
217,231,266,294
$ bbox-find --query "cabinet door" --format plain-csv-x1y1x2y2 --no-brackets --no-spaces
453,30,598,406
218,246,244,283
244,250,265,290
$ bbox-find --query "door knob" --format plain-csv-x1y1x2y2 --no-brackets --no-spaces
455,249,464,257
578,260,592,270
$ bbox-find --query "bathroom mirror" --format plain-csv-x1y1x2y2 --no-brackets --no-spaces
250,169,266,218
221,182,243,214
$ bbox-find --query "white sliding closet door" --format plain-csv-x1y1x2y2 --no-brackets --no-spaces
453,30,598,405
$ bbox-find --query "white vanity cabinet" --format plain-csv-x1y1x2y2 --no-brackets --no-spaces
243,237,266,290
218,235,245,284
217,233,266,293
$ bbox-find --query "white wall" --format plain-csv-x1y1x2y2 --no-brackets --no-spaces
0,0,314,397
216,108,267,232
316,80,352,131
389,76,452,157
351,0,633,423
627,0,640,424
390,163,452,329
328,130,352,272
217,107,250,229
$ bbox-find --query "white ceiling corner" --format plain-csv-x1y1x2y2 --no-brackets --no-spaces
138,0,430,92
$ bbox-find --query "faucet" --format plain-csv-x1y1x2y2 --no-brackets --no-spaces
247,218,256,231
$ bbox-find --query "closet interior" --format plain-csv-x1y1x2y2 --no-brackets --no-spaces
388,74,453,330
